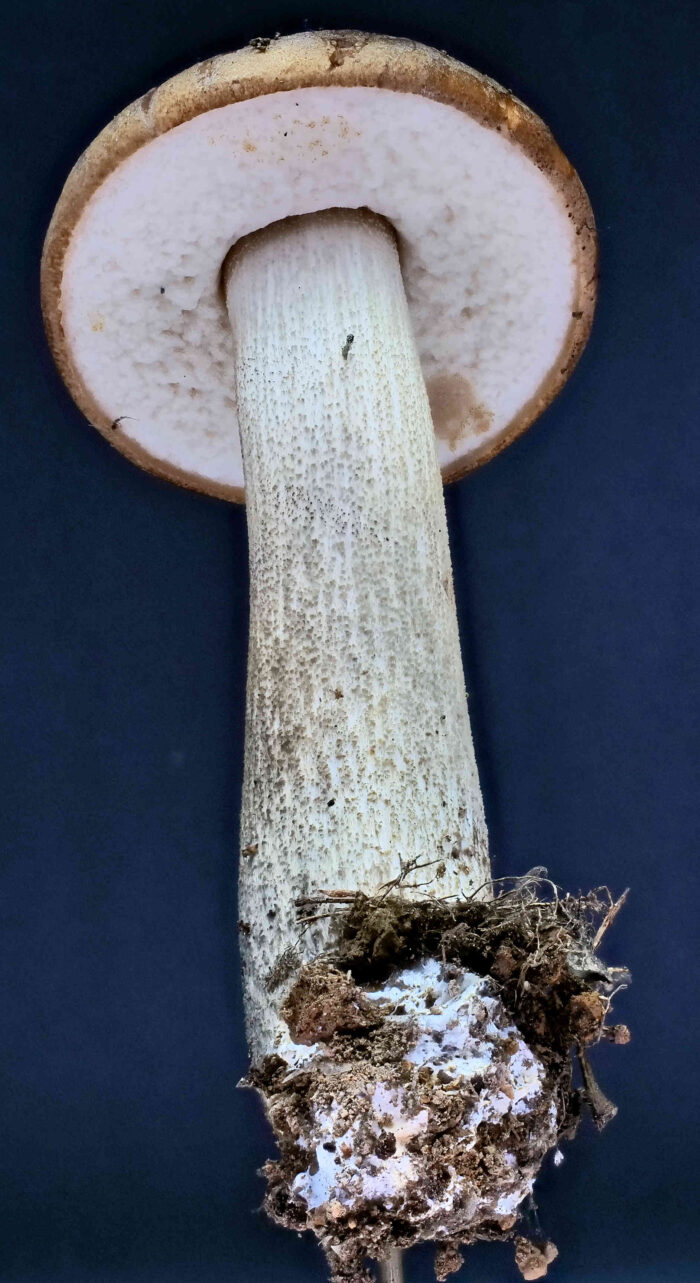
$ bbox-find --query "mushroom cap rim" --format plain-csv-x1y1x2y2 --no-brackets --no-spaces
41,29,598,504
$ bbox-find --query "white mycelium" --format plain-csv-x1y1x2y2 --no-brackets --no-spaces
293,1087,430,1211
286,960,556,1224
369,959,544,1114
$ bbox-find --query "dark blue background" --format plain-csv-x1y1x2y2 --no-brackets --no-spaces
2,2,698,1280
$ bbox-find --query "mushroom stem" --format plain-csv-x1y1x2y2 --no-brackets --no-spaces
224,208,489,1062
377,1249,405,1283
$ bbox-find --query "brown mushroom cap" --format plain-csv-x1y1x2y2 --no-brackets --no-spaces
42,30,597,503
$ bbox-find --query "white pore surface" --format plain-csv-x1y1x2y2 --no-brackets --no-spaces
287,960,555,1219
62,86,577,491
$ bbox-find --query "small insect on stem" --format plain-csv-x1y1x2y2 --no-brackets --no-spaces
341,333,354,360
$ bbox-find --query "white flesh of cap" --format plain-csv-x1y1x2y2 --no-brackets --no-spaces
61,85,577,493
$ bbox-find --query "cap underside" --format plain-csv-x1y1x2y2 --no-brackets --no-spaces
42,33,596,501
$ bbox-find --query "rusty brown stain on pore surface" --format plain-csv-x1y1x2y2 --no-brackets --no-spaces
426,372,494,450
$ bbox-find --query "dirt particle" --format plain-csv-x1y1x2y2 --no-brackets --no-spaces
567,991,606,1043
491,943,519,980
282,964,380,1044
514,1237,559,1280
374,1130,397,1158
327,33,367,68
435,1243,464,1280
603,1023,631,1045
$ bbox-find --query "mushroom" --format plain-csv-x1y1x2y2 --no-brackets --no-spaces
42,30,602,1283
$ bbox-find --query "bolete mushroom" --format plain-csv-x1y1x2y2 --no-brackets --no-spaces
43,30,625,1283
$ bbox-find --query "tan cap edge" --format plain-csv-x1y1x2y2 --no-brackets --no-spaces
41,29,597,504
